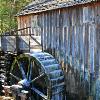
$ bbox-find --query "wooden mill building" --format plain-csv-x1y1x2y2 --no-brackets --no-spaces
16,0,100,99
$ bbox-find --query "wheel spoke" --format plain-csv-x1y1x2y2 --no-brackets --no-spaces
10,73,21,81
31,73,45,83
28,59,33,81
10,58,17,72
31,87,47,100
27,57,31,79
16,60,26,79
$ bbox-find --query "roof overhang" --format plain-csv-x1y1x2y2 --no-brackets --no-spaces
16,0,99,16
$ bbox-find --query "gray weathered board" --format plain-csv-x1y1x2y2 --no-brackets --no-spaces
1,36,16,52
18,36,30,52
0,35,41,53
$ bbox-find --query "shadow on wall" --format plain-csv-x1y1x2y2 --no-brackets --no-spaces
65,64,89,100
44,48,56,57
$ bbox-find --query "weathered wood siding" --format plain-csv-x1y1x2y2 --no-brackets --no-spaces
17,14,41,52
17,2,100,98
17,15,31,52
39,3,100,98
1,36,16,52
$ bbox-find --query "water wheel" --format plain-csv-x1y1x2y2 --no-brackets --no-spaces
10,52,65,100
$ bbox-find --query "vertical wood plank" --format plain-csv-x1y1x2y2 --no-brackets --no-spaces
56,9,60,61
44,12,47,50
46,12,50,51
79,25,84,77
59,9,64,62
71,26,75,66
89,24,95,74
51,10,56,56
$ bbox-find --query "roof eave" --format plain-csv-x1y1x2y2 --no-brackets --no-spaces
17,0,99,17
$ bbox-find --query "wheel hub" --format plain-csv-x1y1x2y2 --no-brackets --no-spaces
18,79,30,87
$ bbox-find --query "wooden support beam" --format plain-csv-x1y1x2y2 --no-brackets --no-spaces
30,35,41,46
